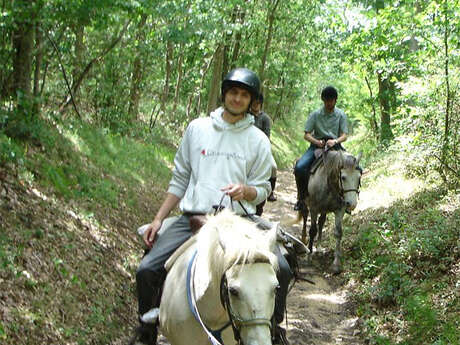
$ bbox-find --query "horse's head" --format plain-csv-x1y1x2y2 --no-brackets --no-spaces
205,210,279,345
339,151,362,212
223,260,278,345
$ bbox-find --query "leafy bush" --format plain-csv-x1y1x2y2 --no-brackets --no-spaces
0,133,24,166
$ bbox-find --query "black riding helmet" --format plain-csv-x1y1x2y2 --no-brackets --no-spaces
221,68,261,104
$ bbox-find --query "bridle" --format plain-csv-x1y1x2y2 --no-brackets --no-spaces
322,148,362,207
220,269,274,344
187,250,273,345
338,166,362,199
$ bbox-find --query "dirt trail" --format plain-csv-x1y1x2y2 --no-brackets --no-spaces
155,169,364,345
261,170,364,345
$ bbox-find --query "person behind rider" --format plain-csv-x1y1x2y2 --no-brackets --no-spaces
250,93,278,216
293,86,348,211
134,68,293,345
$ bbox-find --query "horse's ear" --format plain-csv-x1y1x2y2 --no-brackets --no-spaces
356,152,363,165
267,223,279,252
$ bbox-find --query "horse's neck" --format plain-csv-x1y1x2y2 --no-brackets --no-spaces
193,246,228,327
310,161,342,207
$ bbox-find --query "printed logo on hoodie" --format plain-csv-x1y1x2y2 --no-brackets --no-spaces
200,148,245,161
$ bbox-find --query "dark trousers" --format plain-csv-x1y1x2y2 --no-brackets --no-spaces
294,144,315,180
136,214,293,323
294,144,316,199
256,177,277,216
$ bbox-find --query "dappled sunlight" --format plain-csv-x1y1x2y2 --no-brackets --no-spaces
357,152,425,211
305,292,346,305
358,176,424,211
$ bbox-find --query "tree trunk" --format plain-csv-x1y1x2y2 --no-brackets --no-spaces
230,9,245,69
161,41,174,113
12,0,35,113
195,55,213,117
32,22,43,115
72,21,85,103
173,46,184,113
258,0,280,89
206,44,224,115
442,0,450,147
377,72,393,143
128,14,148,121
365,76,379,140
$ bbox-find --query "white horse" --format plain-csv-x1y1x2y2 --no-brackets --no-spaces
159,210,279,345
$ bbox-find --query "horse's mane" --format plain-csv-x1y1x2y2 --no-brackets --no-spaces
196,210,278,277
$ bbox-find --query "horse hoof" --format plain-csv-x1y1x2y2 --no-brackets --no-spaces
331,265,342,275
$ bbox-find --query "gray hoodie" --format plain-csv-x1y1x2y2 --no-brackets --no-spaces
168,107,273,215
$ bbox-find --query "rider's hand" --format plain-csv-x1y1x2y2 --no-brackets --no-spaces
317,139,325,148
326,139,337,148
221,184,246,201
143,219,162,248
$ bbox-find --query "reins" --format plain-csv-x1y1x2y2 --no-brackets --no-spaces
213,192,256,221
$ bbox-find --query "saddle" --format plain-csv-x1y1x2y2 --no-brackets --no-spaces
310,144,344,175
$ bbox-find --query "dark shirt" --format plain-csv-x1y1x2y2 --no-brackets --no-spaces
253,111,271,139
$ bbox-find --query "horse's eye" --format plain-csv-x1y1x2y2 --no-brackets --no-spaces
229,287,239,297
341,176,346,180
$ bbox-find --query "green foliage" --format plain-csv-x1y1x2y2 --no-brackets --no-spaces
347,152,459,344
403,294,439,343
0,133,24,166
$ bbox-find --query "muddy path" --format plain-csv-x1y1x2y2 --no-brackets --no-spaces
154,169,364,345
261,170,364,345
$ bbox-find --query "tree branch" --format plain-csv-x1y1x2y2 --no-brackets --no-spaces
45,30,81,118
59,20,131,113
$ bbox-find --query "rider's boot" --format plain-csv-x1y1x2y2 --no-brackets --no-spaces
135,269,164,345
133,320,158,345
267,177,277,202
293,173,308,211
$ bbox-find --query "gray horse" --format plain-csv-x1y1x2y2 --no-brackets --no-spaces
298,149,362,274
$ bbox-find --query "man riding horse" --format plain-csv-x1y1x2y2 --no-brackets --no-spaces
294,86,349,211
134,68,293,345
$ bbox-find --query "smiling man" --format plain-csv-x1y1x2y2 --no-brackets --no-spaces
133,68,293,345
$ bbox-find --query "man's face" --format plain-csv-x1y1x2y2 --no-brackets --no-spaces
323,98,337,112
224,87,252,116
251,100,261,115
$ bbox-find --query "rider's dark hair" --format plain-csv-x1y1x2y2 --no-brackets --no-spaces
257,93,264,104
321,86,338,100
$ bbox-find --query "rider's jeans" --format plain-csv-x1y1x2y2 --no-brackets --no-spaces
294,144,316,179
136,215,193,316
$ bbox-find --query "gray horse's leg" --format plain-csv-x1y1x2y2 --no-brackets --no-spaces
307,211,318,263
331,209,345,274
317,213,327,248
301,206,309,244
